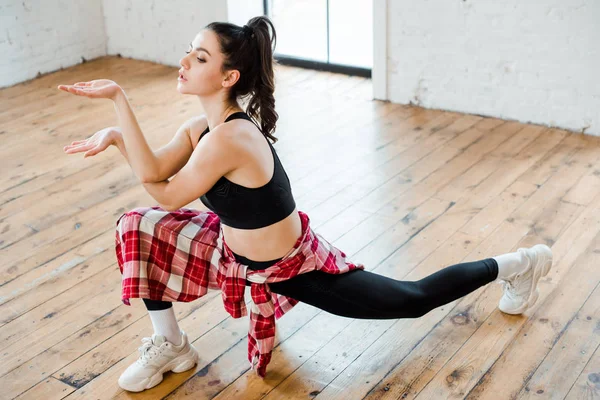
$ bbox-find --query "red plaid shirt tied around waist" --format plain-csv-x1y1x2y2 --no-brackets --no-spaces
115,207,364,378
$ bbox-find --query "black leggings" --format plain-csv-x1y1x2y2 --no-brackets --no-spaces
144,253,499,320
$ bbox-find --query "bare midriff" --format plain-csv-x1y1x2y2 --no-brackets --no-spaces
221,208,303,261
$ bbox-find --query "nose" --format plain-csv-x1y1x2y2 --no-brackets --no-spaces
179,56,189,69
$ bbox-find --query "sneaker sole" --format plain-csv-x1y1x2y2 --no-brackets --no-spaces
501,245,552,315
118,344,199,392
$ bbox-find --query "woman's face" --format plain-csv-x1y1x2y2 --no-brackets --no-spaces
178,29,236,96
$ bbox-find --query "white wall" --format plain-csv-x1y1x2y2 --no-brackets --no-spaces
103,0,228,68
0,0,106,89
385,0,600,135
0,0,228,89
3,0,598,136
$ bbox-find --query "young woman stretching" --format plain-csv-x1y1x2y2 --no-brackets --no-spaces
59,16,552,393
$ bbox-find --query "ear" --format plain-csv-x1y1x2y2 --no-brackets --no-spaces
222,69,240,88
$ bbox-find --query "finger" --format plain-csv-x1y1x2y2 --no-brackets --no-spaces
68,87,92,97
57,85,95,98
75,87,95,94
68,86,84,92
67,142,92,149
64,140,87,148
65,143,92,152
58,85,78,94
64,146,86,152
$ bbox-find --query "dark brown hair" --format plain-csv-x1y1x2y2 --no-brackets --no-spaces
206,16,279,143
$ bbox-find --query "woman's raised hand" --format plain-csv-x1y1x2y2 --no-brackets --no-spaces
63,127,121,158
57,79,123,100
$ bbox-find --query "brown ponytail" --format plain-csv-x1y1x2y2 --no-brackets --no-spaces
206,16,279,143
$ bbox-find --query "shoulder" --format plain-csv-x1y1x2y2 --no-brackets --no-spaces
195,120,246,161
189,114,208,129
189,115,257,157
223,116,265,146
208,121,247,150
185,123,246,178
187,115,209,142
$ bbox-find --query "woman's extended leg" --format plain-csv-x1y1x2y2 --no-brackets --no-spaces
241,245,552,319
265,258,499,319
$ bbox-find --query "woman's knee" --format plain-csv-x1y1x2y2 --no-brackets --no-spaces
116,207,148,228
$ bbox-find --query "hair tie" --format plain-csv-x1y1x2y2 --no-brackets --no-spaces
242,24,255,39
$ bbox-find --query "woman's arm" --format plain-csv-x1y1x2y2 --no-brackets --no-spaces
112,130,130,163
112,89,159,183
112,126,172,209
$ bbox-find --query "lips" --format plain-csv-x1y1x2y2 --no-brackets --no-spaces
178,71,187,81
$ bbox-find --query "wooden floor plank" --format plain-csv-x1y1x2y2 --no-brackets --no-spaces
517,278,600,399
564,342,600,400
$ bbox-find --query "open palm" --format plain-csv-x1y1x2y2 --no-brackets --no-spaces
63,127,120,158
57,79,123,100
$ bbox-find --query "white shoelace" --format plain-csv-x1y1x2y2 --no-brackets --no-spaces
501,270,532,300
137,337,162,365
502,280,519,299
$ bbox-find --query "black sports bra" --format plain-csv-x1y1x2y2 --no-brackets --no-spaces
198,112,296,229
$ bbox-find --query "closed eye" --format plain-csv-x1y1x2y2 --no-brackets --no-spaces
185,50,205,62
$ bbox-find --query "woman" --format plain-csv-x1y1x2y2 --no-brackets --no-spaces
59,16,552,393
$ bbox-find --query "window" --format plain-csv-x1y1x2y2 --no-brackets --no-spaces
265,0,372,77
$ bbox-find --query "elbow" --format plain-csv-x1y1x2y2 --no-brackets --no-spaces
161,204,178,212
141,175,157,184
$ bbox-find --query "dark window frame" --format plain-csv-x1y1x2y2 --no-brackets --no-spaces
263,0,371,78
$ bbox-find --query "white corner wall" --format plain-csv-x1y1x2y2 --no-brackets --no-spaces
0,0,106,89
385,1,600,135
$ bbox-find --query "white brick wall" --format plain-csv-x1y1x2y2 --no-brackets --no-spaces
103,0,228,68
0,0,106,89
386,0,600,136
0,0,227,89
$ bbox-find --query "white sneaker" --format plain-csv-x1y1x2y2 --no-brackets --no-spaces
118,330,199,392
498,244,553,315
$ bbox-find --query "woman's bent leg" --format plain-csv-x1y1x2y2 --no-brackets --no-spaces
143,299,173,310
142,299,182,345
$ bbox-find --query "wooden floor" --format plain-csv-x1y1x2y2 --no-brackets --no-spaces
1,56,600,400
